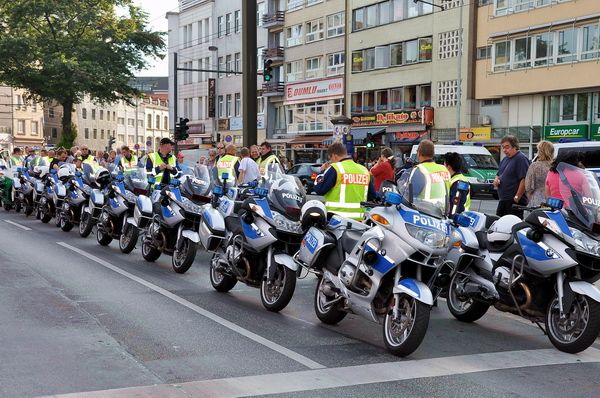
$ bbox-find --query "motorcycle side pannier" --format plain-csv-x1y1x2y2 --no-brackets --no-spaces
199,205,226,252
134,195,153,229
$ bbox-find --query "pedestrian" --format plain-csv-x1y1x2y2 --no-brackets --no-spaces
445,151,470,216
120,146,138,170
525,140,554,208
198,156,207,166
237,147,260,184
313,141,375,220
206,149,217,169
176,152,185,168
370,147,395,191
250,145,260,162
109,150,117,165
493,135,530,218
216,144,240,181
545,151,585,204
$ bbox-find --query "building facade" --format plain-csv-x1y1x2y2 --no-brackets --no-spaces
474,0,600,158
167,0,268,150
0,87,45,152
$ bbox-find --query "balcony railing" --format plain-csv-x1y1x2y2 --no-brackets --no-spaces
262,47,285,63
262,82,285,97
262,11,285,29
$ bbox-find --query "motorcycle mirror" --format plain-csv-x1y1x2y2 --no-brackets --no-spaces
255,187,269,197
384,191,402,206
242,212,254,224
222,173,229,181
212,186,223,196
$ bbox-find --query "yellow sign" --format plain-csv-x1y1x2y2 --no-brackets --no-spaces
459,127,491,141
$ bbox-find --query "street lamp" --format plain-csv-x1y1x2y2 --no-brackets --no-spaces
209,45,219,144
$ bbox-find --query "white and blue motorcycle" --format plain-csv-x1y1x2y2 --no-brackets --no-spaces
447,162,600,353
296,166,457,357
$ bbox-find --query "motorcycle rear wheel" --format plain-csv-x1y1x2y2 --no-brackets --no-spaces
96,224,113,246
447,272,490,322
60,214,74,232
15,201,22,213
383,295,430,357
209,253,237,292
24,206,33,216
79,212,93,237
40,204,52,223
172,238,197,273
314,276,347,325
141,239,161,262
545,292,600,354
119,224,139,254
260,263,296,312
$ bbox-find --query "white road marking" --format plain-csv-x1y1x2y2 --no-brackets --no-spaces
56,242,325,370
46,347,600,398
4,220,32,231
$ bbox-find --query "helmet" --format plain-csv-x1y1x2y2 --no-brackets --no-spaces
94,167,110,186
301,200,327,229
57,165,74,182
34,165,49,178
487,215,521,243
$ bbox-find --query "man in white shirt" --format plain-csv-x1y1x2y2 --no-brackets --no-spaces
237,147,261,184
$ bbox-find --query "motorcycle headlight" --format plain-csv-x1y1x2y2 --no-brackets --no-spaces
477,177,486,183
406,224,448,249
272,211,303,234
570,228,600,256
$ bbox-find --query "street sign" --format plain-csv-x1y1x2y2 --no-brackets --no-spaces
134,144,140,150
146,140,152,147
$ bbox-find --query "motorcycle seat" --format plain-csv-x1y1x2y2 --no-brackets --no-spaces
476,230,513,252
341,229,362,254
225,215,243,236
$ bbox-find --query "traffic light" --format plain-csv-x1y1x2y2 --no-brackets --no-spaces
364,133,375,148
263,59,273,82
108,136,115,149
175,118,190,141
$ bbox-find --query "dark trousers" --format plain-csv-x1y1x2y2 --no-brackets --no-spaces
496,198,526,219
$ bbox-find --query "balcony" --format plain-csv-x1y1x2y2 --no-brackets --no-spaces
262,47,285,63
262,82,285,97
262,11,285,29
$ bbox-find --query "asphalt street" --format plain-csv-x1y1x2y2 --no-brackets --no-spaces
0,199,599,398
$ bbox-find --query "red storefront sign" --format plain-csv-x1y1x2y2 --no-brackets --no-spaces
352,107,434,127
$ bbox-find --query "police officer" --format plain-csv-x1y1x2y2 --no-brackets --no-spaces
444,151,470,216
216,144,240,181
408,140,450,204
79,145,95,166
9,147,24,168
146,138,177,185
258,141,281,174
119,146,138,170
314,141,375,220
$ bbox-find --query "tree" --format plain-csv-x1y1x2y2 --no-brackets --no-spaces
0,0,165,148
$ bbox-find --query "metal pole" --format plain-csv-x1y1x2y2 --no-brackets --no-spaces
215,48,219,144
242,1,257,147
173,52,178,155
455,0,464,139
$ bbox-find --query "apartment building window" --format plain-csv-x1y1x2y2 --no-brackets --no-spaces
113,111,116,121
257,2,266,26
477,45,492,60
376,90,388,111
327,12,345,38
482,98,502,106
286,60,303,82
156,115,160,130
91,109,96,120
379,1,391,25
257,96,265,114
138,119,144,128
235,10,241,33
557,28,576,63
100,129,105,140
99,110,104,120
225,13,232,35
513,37,532,69
31,121,38,135
352,37,432,72
305,57,322,80
226,55,233,76
327,52,345,75
351,92,363,113
493,41,511,71
197,20,203,44
390,43,403,66
363,92,375,112
582,24,599,60
548,93,590,123
353,0,433,31
226,94,232,117
204,57,210,80
306,18,324,43
218,57,225,78
17,120,25,134
107,111,110,121
218,16,224,37
49,107,55,118
257,47,265,70
52,128,58,138
533,32,554,66
287,0,303,12
235,52,241,72
494,0,563,17
235,93,241,117
84,128,90,139
218,95,224,118
118,117,125,125
288,102,329,133
93,129,97,139
128,118,134,126
286,24,303,47
306,0,323,6
82,108,87,119
147,114,152,129
164,116,168,130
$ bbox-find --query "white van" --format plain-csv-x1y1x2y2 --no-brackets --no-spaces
410,144,499,197
552,141,600,177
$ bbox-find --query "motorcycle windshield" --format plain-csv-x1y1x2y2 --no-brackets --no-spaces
81,163,96,185
397,165,449,219
262,164,306,220
180,164,211,197
209,164,237,190
557,162,600,229
123,168,149,194
27,156,42,170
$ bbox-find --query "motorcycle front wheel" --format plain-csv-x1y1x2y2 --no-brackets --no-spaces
260,263,296,312
119,224,139,254
172,237,197,273
383,294,430,357
209,252,237,292
545,292,600,354
79,211,93,237
15,200,22,213
447,272,490,322
314,276,346,325
40,202,52,223
96,223,113,246
60,212,74,232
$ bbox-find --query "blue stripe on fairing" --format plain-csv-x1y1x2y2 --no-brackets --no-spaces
172,187,182,201
364,245,395,274
241,220,263,240
545,211,572,238
202,209,213,227
162,205,174,218
255,197,273,219
517,231,553,261
398,279,420,298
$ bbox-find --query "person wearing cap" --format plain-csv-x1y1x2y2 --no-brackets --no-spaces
79,145,95,164
216,144,240,181
120,146,138,170
146,137,178,185
24,147,36,168
9,147,24,168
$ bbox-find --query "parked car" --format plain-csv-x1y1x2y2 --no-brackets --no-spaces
286,163,322,193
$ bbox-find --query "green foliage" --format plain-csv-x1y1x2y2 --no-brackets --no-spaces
57,123,77,149
0,0,165,139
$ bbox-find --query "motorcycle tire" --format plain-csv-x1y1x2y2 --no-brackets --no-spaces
141,239,161,262
260,263,296,312
79,212,94,238
4,203,13,212
447,273,490,323
40,206,52,223
545,292,600,354
172,238,197,274
383,295,430,357
119,224,139,254
96,225,113,246
314,276,347,325
209,253,237,292
60,215,74,232
24,206,33,216
55,213,62,228
15,202,22,213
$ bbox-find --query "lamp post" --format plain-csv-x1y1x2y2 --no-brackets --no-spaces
209,45,219,145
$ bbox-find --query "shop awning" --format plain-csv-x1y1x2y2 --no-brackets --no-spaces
322,127,385,146
289,134,331,144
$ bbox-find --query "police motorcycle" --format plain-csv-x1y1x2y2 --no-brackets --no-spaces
295,166,457,357
140,170,205,273
56,164,91,232
15,162,38,216
37,160,68,225
446,162,600,354
79,165,112,238
204,164,307,312
116,167,154,253
179,164,213,204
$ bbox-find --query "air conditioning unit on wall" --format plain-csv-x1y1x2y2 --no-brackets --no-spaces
479,115,491,126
